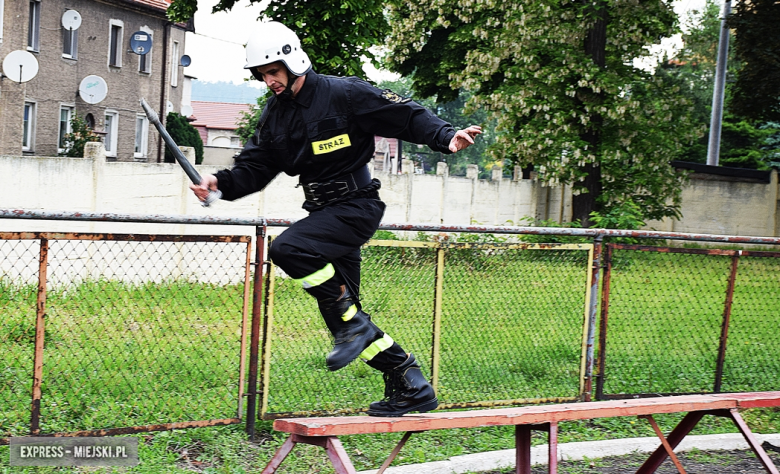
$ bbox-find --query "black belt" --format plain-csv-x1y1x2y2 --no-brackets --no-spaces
300,166,372,206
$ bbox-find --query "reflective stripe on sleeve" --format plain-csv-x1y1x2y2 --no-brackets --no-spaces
293,263,335,289
359,334,394,361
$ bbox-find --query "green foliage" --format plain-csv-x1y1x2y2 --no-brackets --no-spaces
728,0,780,122
58,115,101,158
234,92,271,145
669,1,777,170
378,76,497,176
168,0,388,79
386,0,703,224
164,112,204,165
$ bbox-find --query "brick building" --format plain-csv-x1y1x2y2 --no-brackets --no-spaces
0,0,192,162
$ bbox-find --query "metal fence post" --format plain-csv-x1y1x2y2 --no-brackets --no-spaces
582,235,603,401
596,244,613,400
714,250,740,392
246,224,267,440
430,244,445,392
30,237,48,435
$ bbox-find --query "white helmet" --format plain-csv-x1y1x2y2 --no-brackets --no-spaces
244,21,312,77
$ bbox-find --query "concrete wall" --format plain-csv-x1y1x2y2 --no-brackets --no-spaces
1,146,779,240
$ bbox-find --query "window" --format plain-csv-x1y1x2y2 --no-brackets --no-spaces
22,102,36,151
170,41,179,87
134,115,149,159
28,0,41,51
62,22,78,59
109,20,123,67
104,111,118,157
138,28,153,74
58,106,74,152
1,0,5,43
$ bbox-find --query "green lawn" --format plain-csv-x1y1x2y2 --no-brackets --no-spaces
1,243,779,473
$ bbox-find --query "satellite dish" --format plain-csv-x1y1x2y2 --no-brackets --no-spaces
129,31,153,55
180,55,191,67
181,104,194,117
2,50,39,83
166,101,174,114
78,75,108,104
61,10,82,30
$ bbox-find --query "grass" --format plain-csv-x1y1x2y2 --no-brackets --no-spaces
1,243,780,472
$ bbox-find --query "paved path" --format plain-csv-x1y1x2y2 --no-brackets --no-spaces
357,433,780,474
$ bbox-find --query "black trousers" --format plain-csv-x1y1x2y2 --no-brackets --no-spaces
268,196,407,371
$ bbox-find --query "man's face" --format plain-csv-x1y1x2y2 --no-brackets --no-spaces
253,62,288,95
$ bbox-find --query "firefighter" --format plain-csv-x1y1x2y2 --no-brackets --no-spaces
191,21,481,417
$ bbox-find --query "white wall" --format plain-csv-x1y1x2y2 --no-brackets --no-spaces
1,145,778,239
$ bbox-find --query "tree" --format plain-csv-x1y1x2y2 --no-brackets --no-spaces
59,115,101,158
165,113,204,164
377,76,498,177
386,0,703,226
168,0,387,78
728,0,780,122
669,1,778,170
235,93,271,145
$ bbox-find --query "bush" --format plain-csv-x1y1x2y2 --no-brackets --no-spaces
59,116,101,157
164,112,204,164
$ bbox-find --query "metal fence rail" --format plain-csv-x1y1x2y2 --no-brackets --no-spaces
2,209,780,440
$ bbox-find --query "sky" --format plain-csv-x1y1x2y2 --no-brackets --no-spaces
184,0,711,85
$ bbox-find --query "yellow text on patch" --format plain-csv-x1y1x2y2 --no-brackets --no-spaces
312,134,351,155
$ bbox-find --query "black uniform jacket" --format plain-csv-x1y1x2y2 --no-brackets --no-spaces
213,70,457,207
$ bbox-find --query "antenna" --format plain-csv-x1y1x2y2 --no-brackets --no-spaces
2,50,39,83
61,10,82,30
130,31,153,55
180,55,191,67
78,75,108,104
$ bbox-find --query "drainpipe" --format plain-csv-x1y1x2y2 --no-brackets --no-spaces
157,21,171,163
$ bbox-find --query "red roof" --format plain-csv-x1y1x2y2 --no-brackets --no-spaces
190,101,253,131
132,0,171,11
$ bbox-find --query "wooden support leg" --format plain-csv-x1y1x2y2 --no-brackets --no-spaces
376,431,417,474
516,425,532,474
639,415,687,474
516,423,557,474
548,422,558,474
636,410,706,474
725,409,780,474
261,435,297,474
261,434,358,474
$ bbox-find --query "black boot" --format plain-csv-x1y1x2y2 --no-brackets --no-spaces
318,294,382,371
367,353,438,417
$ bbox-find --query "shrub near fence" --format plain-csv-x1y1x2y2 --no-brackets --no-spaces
1,210,780,441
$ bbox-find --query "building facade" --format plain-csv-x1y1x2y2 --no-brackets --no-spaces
0,0,192,162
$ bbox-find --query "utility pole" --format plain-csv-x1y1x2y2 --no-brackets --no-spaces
706,0,732,166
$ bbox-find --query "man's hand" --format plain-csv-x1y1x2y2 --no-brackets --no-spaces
190,174,219,202
449,125,483,153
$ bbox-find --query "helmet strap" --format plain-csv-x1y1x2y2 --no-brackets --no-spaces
278,68,300,102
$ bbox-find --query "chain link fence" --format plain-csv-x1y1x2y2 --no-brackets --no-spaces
2,210,780,439
0,232,252,441
596,245,780,399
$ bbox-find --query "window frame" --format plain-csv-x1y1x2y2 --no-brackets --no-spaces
58,105,75,153
103,110,119,158
22,101,36,152
62,21,79,59
134,114,149,159
138,27,153,74
170,40,179,87
28,0,41,52
0,0,5,44
108,20,124,68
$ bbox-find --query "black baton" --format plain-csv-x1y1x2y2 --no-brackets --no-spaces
140,98,221,207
